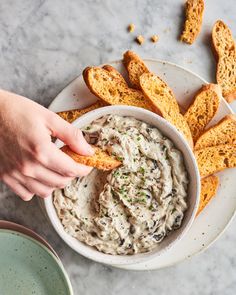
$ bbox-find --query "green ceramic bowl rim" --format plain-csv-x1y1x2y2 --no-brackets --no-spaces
0,228,74,295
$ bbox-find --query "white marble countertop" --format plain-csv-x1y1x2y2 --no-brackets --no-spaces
0,0,235,294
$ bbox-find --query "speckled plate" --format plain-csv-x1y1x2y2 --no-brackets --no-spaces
0,220,59,259
47,59,236,270
0,229,73,294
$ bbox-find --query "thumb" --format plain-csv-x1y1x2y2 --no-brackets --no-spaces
50,114,94,156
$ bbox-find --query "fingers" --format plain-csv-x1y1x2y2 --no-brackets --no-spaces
49,113,94,156
15,165,73,188
2,174,34,201
10,171,54,199
22,177,54,198
3,155,92,201
40,143,93,177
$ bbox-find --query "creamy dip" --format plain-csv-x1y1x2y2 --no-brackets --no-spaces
53,115,188,255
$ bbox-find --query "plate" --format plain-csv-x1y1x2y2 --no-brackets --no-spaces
48,59,236,270
0,220,59,259
0,229,73,294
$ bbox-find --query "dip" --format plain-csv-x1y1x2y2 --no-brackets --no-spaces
53,115,189,255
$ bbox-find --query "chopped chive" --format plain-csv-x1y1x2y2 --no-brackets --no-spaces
113,170,120,177
149,204,154,210
139,167,145,175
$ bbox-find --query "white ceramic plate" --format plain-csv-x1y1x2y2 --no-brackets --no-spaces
48,59,236,270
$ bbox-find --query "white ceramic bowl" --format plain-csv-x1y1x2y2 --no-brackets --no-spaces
44,106,200,265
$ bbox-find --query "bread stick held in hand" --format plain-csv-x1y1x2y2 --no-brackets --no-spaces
61,145,121,171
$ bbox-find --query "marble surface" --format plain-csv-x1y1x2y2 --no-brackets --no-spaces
0,0,235,294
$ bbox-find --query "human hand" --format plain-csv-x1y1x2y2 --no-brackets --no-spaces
0,90,94,201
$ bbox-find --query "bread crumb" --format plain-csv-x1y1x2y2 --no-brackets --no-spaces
128,23,135,33
136,35,145,45
151,35,159,43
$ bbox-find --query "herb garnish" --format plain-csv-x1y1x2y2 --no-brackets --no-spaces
139,167,145,175
149,204,154,211
117,156,124,161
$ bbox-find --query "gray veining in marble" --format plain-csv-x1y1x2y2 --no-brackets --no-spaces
0,1,236,294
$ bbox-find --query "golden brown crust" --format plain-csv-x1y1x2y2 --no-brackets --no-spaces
140,72,193,147
180,0,204,44
212,20,235,58
216,54,236,102
101,65,128,86
83,66,151,110
197,175,219,215
140,73,180,113
57,65,127,123
195,144,236,177
212,20,236,102
58,65,128,123
184,84,221,143
195,114,236,150
123,50,149,89
57,101,107,123
61,145,121,171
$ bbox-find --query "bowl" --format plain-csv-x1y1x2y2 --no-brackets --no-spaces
44,105,200,265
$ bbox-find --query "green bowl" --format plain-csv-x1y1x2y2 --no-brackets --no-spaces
0,229,73,295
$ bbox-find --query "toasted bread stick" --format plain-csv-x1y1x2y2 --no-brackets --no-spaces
61,145,121,171
197,175,219,215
